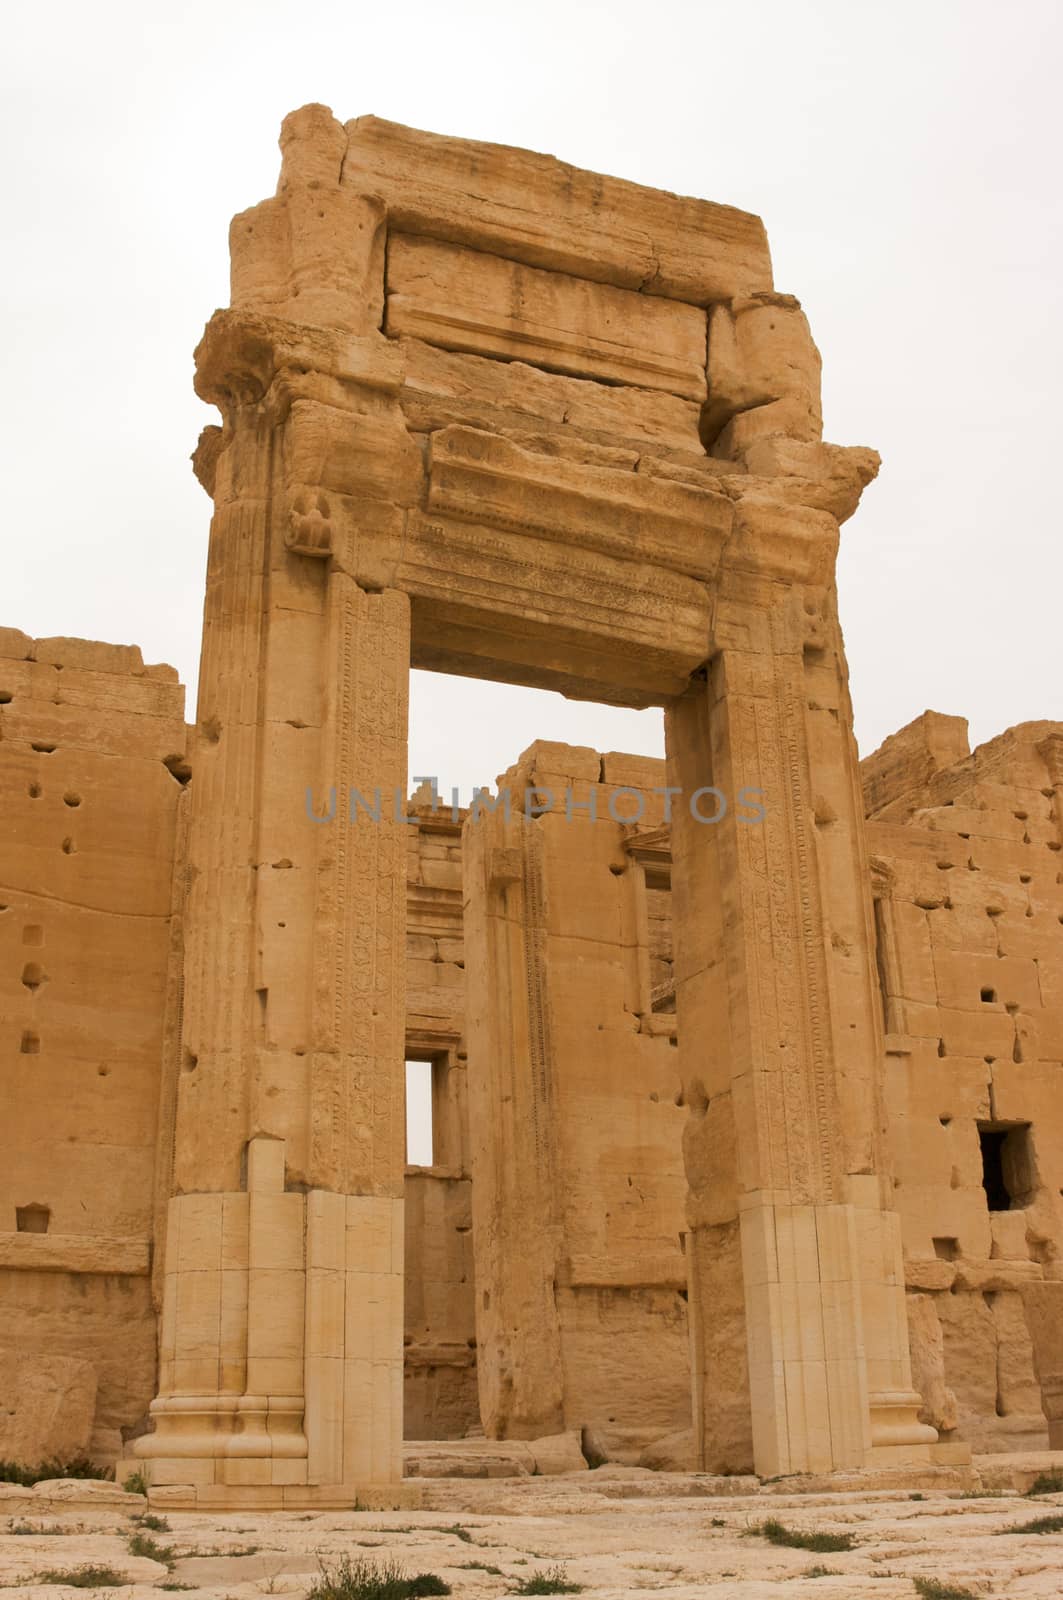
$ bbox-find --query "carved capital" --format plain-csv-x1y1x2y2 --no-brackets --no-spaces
194,309,404,417
719,490,840,588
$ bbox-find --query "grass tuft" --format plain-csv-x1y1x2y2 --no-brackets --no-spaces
8,1523,66,1536
127,1531,176,1566
510,1569,584,1596
996,1511,1063,1535
913,1579,980,1600
132,1514,170,1533
308,1556,451,1600
121,1472,147,1497
747,1519,855,1553
1026,1471,1063,1497
459,1564,504,1577
803,1567,841,1579
32,1566,129,1588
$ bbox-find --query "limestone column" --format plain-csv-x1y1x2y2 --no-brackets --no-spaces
137,103,410,1497
667,562,935,1475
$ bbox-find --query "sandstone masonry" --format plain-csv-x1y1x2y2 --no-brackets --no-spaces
2,109,1058,1502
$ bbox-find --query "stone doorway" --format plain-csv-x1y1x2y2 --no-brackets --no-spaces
135,106,934,1503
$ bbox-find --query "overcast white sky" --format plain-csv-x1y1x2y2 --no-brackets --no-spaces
4,0,1060,800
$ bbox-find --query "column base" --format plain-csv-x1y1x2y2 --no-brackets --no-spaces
134,1394,308,1485
146,1480,424,1512
865,1388,939,1466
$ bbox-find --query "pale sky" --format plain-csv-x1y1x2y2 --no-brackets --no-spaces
4,0,1060,805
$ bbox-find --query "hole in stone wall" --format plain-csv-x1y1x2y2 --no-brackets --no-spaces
933,1237,959,1260
163,753,192,786
61,837,76,855
16,1204,50,1233
0,690,12,703
63,793,81,808
30,742,56,754
978,1122,1035,1212
938,1038,947,1058
19,1031,40,1054
980,987,997,1003
22,924,43,946
28,782,42,798
21,963,44,992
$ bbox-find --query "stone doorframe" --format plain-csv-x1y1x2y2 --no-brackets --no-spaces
136,104,935,1503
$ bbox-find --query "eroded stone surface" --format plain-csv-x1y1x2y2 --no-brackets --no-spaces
3,1477,1063,1598
3,106,1062,1508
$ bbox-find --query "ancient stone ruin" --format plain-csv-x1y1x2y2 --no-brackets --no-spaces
1,108,1061,1508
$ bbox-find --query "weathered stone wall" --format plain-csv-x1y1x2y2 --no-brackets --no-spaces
0,629,188,1465
3,619,1061,1467
0,700,478,1461
863,712,1063,1452
461,742,690,1452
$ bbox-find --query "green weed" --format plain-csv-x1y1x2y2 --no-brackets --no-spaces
747,1519,855,1553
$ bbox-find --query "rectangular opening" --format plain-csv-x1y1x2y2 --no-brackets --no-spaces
978,1122,1034,1212
405,1058,434,1167
15,1204,50,1234
646,865,675,1017
16,1203,50,1228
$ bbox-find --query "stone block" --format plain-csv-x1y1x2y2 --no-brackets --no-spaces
0,1349,97,1465
387,234,708,400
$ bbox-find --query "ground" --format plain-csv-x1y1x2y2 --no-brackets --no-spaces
3,1472,1063,1600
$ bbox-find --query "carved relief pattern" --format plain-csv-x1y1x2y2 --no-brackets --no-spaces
723,645,836,1205
310,575,410,1196
780,674,836,1200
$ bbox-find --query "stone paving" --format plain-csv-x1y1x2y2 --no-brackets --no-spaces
2,1474,1063,1599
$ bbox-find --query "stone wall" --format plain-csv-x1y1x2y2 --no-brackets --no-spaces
461,742,690,1452
863,712,1063,1451
3,625,1062,1466
0,630,188,1465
